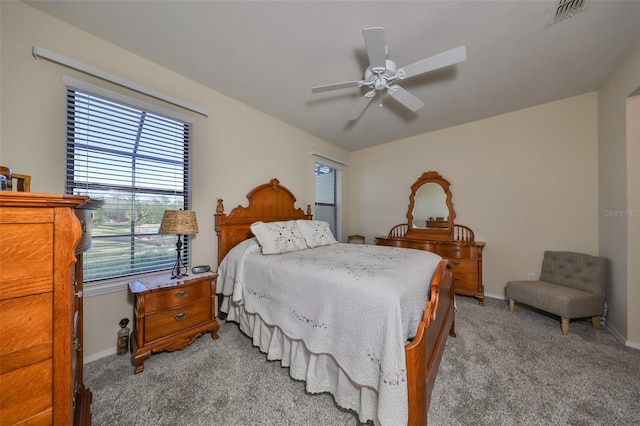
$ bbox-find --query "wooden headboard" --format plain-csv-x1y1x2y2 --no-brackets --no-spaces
215,178,312,264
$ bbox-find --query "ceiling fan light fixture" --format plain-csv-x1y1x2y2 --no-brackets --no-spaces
311,27,467,121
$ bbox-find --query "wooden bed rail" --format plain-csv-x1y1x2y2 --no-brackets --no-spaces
405,259,455,425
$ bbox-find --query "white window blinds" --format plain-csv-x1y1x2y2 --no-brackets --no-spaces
65,86,193,282
314,162,341,239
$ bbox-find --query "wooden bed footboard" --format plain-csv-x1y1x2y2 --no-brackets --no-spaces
405,259,455,425
215,178,455,425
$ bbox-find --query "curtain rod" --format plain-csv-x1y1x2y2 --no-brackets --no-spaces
33,45,208,118
310,151,349,167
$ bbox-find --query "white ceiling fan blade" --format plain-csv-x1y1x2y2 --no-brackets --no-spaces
312,81,361,93
348,90,376,121
388,85,425,112
397,45,467,80
362,27,387,72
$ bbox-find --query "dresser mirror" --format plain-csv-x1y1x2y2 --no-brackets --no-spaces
377,171,484,304
405,171,456,241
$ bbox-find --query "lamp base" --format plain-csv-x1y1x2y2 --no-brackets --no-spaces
170,235,189,279
170,272,189,280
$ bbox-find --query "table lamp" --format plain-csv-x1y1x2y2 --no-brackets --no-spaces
159,209,199,279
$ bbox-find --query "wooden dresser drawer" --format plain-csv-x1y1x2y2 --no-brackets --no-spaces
447,258,478,275
453,273,480,292
375,236,436,251
0,358,53,425
0,293,52,361
0,223,53,290
145,280,211,313
375,237,416,248
375,237,393,247
145,298,212,343
435,244,476,259
405,240,436,251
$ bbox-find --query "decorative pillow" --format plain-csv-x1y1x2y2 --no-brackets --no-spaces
296,220,338,248
250,220,308,254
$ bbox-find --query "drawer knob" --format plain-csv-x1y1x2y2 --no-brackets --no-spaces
453,277,460,281
451,261,460,267
175,290,189,298
452,248,460,253
174,312,188,321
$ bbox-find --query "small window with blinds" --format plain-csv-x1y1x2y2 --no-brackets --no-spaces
65,87,192,282
314,162,341,239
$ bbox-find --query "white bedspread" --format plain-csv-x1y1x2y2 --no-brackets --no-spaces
217,239,441,425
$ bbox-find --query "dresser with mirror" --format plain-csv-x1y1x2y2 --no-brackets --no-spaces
375,171,485,305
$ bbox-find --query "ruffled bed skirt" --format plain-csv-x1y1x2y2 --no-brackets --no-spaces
223,299,380,424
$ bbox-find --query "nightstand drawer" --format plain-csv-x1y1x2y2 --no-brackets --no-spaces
145,298,211,342
145,280,211,313
447,258,478,274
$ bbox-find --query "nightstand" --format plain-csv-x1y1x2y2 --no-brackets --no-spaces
128,272,220,374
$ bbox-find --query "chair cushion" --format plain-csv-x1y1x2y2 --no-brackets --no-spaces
539,251,606,296
506,280,605,319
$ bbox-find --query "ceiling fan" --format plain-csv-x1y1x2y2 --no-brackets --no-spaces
312,27,467,121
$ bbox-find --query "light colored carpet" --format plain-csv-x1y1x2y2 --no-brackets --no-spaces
84,296,640,425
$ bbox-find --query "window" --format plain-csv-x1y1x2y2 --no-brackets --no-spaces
314,162,341,239
65,85,192,282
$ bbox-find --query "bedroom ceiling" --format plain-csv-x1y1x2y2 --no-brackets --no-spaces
24,1,640,152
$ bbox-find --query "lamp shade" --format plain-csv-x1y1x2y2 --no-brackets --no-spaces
158,210,199,235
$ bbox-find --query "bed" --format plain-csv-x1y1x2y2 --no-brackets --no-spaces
214,178,455,425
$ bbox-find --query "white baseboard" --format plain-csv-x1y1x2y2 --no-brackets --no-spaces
485,292,505,301
83,347,117,364
624,340,640,350
606,323,625,345
604,322,640,350
625,339,640,351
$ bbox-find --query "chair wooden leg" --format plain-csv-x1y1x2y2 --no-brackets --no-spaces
561,317,570,335
592,316,602,330
508,299,515,313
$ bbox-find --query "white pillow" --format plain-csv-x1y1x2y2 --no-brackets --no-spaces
296,220,338,248
250,220,308,254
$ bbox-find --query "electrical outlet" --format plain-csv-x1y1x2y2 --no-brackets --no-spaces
527,272,536,280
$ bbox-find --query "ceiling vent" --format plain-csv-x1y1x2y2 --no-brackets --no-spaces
548,0,590,25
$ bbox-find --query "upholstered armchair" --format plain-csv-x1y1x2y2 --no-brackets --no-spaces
506,251,607,335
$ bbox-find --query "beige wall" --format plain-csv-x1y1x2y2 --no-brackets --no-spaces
350,93,600,302
0,1,350,358
598,40,640,347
